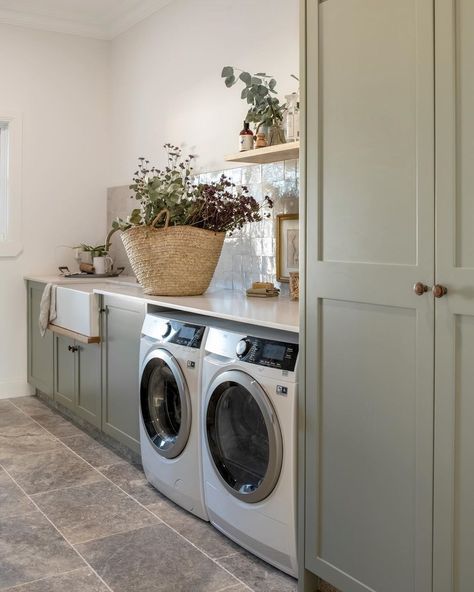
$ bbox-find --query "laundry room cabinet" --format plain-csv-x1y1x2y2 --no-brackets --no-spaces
27,280,54,398
27,282,145,453
54,334,101,428
300,0,474,591
100,294,146,454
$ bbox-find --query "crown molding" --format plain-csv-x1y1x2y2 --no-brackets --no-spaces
0,0,174,40
105,0,174,39
0,8,106,39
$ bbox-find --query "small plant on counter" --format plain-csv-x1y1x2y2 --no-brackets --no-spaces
73,243,109,257
221,66,286,131
112,145,272,234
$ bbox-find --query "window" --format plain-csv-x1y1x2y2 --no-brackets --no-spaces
0,122,9,241
0,113,22,257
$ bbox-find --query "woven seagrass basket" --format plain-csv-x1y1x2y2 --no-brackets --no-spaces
111,209,225,296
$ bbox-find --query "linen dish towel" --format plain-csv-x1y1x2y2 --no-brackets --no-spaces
38,283,57,337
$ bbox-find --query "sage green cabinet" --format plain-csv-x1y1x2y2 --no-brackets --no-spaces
101,294,145,453
54,335,101,428
54,335,76,409
27,283,145,453
77,341,101,427
302,1,434,591
27,281,54,398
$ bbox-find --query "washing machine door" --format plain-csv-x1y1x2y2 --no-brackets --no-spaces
206,369,283,503
140,349,191,459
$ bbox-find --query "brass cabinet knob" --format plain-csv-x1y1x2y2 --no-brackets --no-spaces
432,284,448,298
413,282,429,296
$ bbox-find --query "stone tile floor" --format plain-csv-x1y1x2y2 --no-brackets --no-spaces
0,396,298,592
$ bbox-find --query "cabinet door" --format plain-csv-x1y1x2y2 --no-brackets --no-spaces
54,335,76,410
76,342,101,428
433,2,474,590
101,295,145,453
303,1,434,591
27,281,54,397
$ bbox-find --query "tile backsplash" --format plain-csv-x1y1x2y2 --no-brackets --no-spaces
107,159,299,294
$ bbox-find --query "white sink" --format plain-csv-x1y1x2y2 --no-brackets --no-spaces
51,284,100,337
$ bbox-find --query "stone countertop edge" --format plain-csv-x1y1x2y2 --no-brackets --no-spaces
24,275,299,334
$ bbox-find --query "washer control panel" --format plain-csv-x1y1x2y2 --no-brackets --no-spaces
236,337,298,372
165,321,205,348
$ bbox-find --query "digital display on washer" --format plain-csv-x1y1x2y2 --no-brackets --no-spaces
178,326,196,340
262,343,286,361
168,323,205,348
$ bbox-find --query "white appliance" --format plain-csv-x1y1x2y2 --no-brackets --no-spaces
202,323,299,576
139,311,209,521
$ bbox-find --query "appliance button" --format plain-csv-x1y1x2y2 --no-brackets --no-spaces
161,322,172,338
236,339,252,358
276,385,288,396
187,360,196,369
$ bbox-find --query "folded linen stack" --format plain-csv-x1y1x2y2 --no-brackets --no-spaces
246,282,280,298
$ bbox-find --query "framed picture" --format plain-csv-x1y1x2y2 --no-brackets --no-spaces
276,213,299,283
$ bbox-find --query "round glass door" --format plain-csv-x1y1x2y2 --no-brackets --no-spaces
140,350,191,459
206,370,283,503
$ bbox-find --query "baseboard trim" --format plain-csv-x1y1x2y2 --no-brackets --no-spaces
0,381,34,399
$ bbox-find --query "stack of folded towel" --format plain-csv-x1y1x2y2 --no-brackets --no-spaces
246,282,280,298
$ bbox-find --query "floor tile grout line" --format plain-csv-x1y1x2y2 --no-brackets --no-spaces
213,551,243,561
29,477,107,498
8,398,255,592
216,583,254,592
70,519,165,547
1,566,87,591
0,462,115,592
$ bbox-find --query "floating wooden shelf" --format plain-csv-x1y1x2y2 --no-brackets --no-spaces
225,141,300,165
48,324,100,344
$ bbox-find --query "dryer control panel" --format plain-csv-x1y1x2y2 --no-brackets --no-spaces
165,321,205,349
236,337,298,372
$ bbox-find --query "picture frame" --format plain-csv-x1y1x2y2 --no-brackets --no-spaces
276,213,299,283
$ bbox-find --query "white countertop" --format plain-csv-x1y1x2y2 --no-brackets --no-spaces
25,275,299,333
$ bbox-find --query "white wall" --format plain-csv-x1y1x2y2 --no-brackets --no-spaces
108,0,299,184
0,24,109,397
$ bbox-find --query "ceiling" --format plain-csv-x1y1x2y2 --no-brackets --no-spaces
0,0,174,39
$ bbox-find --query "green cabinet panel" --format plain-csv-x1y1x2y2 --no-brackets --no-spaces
53,335,101,428
76,342,101,428
27,281,54,397
54,335,76,410
101,295,145,453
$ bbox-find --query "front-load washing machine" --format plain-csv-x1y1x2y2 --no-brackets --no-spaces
202,323,299,576
139,311,208,520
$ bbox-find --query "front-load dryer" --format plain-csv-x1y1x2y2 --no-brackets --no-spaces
139,311,208,521
202,323,299,575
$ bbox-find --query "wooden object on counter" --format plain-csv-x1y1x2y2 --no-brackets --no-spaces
246,281,280,298
79,262,95,274
48,323,100,344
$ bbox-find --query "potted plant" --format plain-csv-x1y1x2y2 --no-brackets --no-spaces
221,66,287,145
77,244,109,258
106,144,272,296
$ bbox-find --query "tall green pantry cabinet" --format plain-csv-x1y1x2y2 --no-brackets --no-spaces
300,1,474,591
